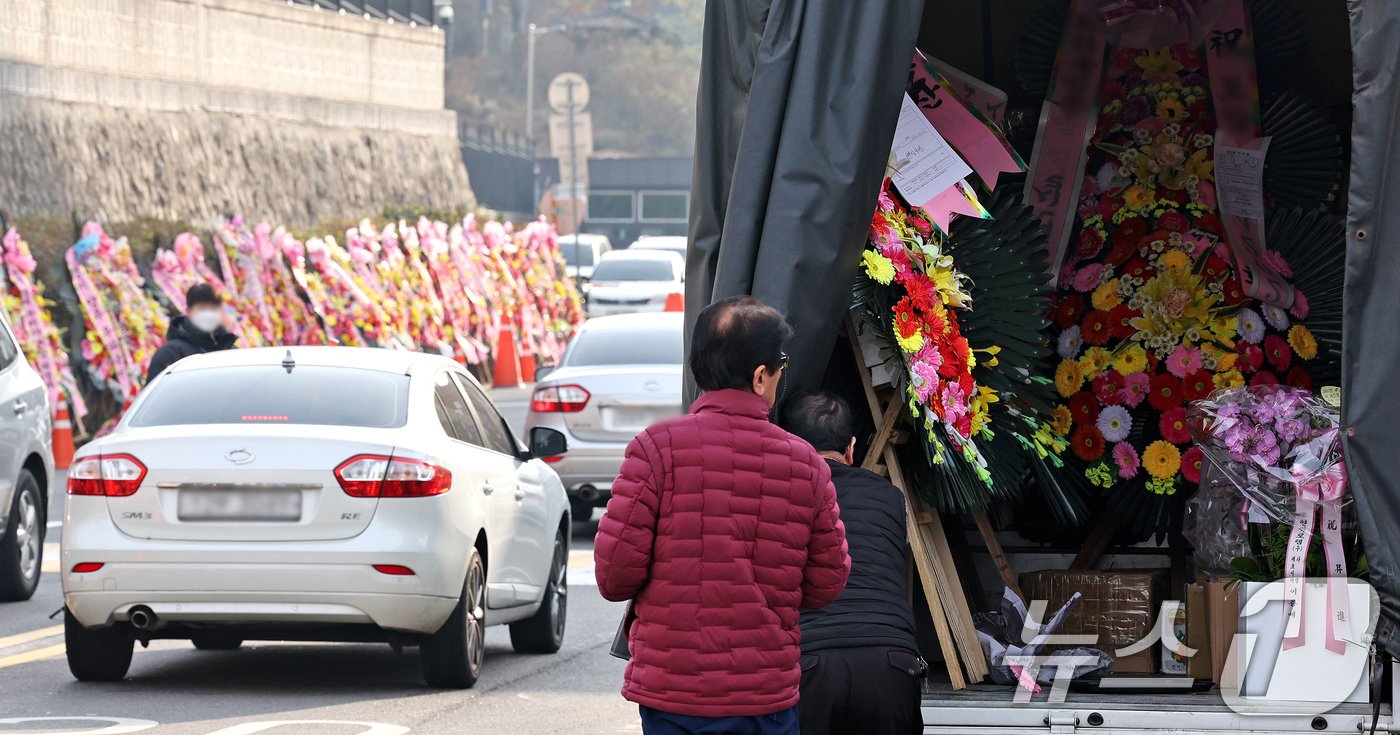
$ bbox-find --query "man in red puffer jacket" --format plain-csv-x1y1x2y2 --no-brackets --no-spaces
596,296,851,735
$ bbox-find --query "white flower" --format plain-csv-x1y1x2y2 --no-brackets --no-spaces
1096,405,1133,442
1261,305,1289,331
1238,308,1266,344
1058,326,1084,359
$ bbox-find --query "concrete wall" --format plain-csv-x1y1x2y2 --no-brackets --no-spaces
0,0,474,225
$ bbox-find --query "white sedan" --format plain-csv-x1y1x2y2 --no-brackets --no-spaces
584,250,685,318
62,346,572,688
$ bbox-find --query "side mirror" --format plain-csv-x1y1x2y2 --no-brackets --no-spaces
535,365,555,381
529,426,568,459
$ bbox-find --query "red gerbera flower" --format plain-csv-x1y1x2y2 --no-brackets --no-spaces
1221,277,1245,306
937,344,961,379
1082,310,1114,346
1105,240,1139,267
903,278,938,314
1287,366,1314,391
1198,213,1223,234
1201,254,1231,280
1076,229,1105,260
1250,371,1280,387
1181,445,1204,484
958,371,976,398
1069,391,1100,425
1181,370,1214,402
1263,334,1292,372
909,214,933,237
1159,407,1190,443
1148,374,1183,411
1052,294,1087,330
1235,341,1264,373
1072,424,1106,461
949,335,972,366
1118,218,1148,243
1122,257,1151,281
893,297,920,339
1158,211,1189,233
955,413,973,438
1093,370,1125,405
1108,305,1138,339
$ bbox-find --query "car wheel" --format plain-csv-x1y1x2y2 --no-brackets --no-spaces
0,469,43,602
421,548,486,688
569,498,593,524
64,609,134,682
191,633,244,651
509,530,567,654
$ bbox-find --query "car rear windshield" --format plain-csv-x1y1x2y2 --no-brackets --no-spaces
561,243,596,266
591,258,674,282
130,366,410,428
564,327,683,366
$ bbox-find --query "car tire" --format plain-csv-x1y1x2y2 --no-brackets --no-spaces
569,498,593,524
509,530,567,654
421,548,485,689
190,633,244,651
0,469,43,602
64,609,134,682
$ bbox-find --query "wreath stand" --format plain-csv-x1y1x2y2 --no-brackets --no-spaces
844,320,1018,689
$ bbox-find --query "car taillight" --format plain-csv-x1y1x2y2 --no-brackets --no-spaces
72,562,104,574
67,454,147,497
531,385,591,413
335,454,452,498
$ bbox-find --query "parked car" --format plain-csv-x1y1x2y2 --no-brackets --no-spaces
0,312,54,602
558,233,613,282
584,250,685,318
628,235,689,261
526,313,684,522
62,346,571,687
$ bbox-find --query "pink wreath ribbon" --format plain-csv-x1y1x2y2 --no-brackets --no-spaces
1101,0,1195,25
1281,431,1351,655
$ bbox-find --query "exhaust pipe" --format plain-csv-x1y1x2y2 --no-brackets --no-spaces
577,485,599,503
128,606,159,630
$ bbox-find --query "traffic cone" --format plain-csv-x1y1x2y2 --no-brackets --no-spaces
492,325,524,388
664,291,685,312
520,353,537,382
52,401,75,470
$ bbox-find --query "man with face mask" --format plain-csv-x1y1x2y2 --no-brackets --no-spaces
145,283,237,383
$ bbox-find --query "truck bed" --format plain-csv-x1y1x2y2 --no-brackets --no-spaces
920,680,1391,734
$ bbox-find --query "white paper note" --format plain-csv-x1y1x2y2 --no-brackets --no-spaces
889,94,973,207
1215,138,1270,221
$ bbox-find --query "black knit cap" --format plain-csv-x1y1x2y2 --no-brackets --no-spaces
185,283,221,309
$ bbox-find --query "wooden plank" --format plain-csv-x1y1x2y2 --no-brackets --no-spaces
861,395,904,471
972,508,1022,599
909,489,990,682
1070,514,1119,570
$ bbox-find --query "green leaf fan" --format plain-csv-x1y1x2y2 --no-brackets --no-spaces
1266,207,1346,385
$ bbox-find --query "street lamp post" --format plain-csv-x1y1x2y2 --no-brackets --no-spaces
525,22,568,149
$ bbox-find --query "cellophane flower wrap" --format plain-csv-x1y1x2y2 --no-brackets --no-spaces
1046,43,1322,510
1184,385,1356,579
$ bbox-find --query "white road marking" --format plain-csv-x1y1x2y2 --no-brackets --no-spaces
47,520,63,530
205,722,409,735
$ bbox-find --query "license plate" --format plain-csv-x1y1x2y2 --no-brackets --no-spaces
601,406,666,431
177,489,302,522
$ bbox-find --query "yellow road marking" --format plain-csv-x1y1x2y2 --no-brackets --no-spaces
568,550,593,567
41,543,60,573
0,643,64,670
0,625,62,651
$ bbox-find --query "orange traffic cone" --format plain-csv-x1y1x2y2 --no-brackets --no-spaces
492,325,524,388
52,402,75,470
664,291,685,312
520,353,537,382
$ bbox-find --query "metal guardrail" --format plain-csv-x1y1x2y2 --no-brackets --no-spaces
284,0,436,26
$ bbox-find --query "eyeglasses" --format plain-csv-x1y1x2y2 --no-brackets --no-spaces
776,351,789,373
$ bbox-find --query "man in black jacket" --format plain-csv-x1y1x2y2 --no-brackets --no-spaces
146,284,237,383
781,392,924,735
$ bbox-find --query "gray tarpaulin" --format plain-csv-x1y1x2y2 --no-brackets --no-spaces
1342,0,1400,659
686,0,925,402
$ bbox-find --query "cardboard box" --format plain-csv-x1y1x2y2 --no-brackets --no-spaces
1184,583,1213,680
1205,577,1240,686
1019,569,1167,674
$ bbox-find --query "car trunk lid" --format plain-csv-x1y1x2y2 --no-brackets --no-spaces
95,425,399,541
551,366,683,442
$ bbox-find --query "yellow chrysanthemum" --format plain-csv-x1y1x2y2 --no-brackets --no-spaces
1214,368,1245,391
1157,95,1188,122
1158,250,1190,272
863,250,895,285
1289,324,1318,361
1113,344,1149,375
1143,440,1182,480
895,328,925,354
1050,405,1073,437
1079,346,1113,380
1055,359,1085,398
1092,280,1123,311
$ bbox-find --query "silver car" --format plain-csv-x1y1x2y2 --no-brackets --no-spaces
0,311,54,601
584,250,685,318
559,234,613,283
525,313,683,521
